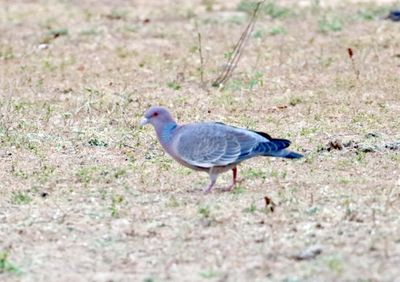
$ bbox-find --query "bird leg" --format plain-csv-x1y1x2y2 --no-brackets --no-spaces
203,172,218,194
221,167,238,192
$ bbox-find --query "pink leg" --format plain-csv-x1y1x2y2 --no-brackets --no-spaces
222,167,237,192
203,174,217,194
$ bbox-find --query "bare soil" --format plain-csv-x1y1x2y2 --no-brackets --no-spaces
1,0,400,281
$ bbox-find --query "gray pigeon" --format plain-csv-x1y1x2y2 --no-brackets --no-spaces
140,106,303,193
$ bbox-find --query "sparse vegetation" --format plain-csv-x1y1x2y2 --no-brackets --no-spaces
0,0,399,281
243,202,257,213
237,1,290,19
11,191,32,205
0,251,21,275
318,15,342,32
198,206,211,218
110,194,124,217
167,81,182,90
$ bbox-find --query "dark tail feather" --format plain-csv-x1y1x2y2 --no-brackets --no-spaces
284,151,303,159
255,139,303,159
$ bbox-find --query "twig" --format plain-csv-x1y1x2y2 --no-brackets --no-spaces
212,0,265,87
347,48,360,80
195,21,205,85
1,97,13,138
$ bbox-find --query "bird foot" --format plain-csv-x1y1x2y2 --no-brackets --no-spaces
203,188,212,194
203,184,235,193
203,179,244,193
221,184,236,192
203,185,215,194
203,185,234,193
221,178,245,192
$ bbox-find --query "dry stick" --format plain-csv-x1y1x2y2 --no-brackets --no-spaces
198,32,205,84
212,12,254,87
213,12,256,86
212,0,265,87
195,21,205,85
347,48,360,80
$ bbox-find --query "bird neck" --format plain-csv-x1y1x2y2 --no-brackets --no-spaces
156,121,178,144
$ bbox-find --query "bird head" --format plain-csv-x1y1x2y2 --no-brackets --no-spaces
140,106,175,128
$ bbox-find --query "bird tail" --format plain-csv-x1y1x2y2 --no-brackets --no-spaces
255,139,303,159
264,149,303,159
283,151,303,159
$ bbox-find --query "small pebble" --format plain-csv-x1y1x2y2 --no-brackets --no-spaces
293,245,323,260
38,44,49,50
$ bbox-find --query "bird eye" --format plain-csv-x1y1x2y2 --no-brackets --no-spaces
153,112,158,117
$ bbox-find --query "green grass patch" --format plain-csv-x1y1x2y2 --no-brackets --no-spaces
11,191,31,205
0,251,22,275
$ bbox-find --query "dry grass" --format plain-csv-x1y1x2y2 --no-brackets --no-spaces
1,0,400,281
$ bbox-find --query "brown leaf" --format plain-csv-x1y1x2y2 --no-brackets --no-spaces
264,196,276,212
327,139,343,151
347,48,353,58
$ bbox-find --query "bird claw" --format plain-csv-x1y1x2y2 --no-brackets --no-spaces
221,184,236,192
202,178,244,193
203,185,214,194
203,186,232,193
203,188,212,194
203,185,233,193
221,178,244,192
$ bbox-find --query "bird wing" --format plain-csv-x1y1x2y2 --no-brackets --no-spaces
175,123,264,168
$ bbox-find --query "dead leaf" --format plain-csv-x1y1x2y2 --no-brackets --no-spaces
264,196,276,212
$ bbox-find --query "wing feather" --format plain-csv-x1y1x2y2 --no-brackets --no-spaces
175,123,262,168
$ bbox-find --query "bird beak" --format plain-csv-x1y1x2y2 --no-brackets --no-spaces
140,117,149,126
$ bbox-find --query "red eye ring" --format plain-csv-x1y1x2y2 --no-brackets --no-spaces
153,112,158,117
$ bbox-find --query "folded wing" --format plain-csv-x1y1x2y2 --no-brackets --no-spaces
175,123,288,168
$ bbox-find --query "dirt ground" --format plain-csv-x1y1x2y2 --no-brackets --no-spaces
1,0,400,281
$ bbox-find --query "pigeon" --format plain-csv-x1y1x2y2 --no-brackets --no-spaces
140,106,303,193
